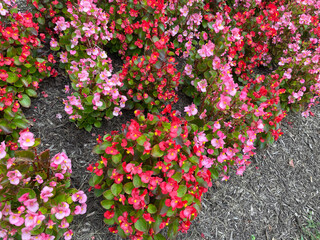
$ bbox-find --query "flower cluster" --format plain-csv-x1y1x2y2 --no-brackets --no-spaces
0,3,55,144
0,130,87,240
88,110,212,239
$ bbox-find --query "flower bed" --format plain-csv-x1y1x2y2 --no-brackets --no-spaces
1,0,320,239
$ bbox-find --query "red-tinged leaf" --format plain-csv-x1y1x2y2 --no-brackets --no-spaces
39,149,50,162
167,218,179,240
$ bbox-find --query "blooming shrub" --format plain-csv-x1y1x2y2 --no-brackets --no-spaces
88,110,212,239
0,130,87,240
120,37,180,112
0,2,55,143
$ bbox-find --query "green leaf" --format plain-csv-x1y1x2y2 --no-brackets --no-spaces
14,150,35,161
154,233,167,240
147,204,157,214
126,34,133,43
168,218,179,240
133,174,142,188
136,135,146,146
177,185,187,198
101,200,114,209
54,194,66,204
134,218,148,232
103,189,114,200
7,72,19,84
25,88,37,97
111,183,122,196
123,182,134,194
189,155,199,164
19,94,31,108
210,168,219,179
13,119,29,129
37,17,45,25
172,172,182,183
151,144,164,158
112,153,122,165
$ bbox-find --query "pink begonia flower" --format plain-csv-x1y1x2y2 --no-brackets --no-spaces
72,191,87,204
0,3,8,16
50,38,58,48
59,218,69,228
201,156,214,169
9,213,24,226
7,170,22,185
184,64,192,76
64,229,73,240
92,93,103,107
2,203,11,216
24,211,38,228
18,193,30,203
74,203,87,215
51,202,70,220
18,131,35,150
40,186,54,202
78,69,89,82
55,173,64,179
6,157,15,169
236,166,246,175
35,175,43,184
47,219,55,229
36,233,55,240
199,109,207,119
24,198,39,212
212,56,221,70
217,94,231,110
113,107,121,116
0,229,6,239
79,0,91,12
21,227,32,240
197,79,207,92
179,5,189,17
184,103,198,116
0,141,6,159
49,181,57,187
64,104,73,114
100,69,111,80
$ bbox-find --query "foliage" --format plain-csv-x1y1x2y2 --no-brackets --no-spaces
0,130,87,240
0,2,55,144
88,110,212,239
